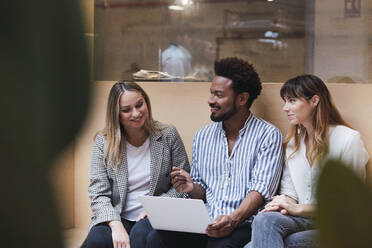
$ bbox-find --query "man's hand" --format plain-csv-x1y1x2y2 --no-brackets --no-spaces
205,215,238,238
108,220,130,248
170,166,194,193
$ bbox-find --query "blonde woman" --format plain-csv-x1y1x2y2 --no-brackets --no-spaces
81,81,190,248
246,74,369,248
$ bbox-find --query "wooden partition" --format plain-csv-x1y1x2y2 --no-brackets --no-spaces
55,82,371,230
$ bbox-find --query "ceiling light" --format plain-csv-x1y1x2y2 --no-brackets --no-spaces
181,0,193,5
169,5,184,11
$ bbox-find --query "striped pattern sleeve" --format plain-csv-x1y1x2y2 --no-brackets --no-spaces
248,127,284,200
190,132,207,189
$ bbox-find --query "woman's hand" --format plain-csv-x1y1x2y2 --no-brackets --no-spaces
136,211,147,222
261,195,298,215
108,220,130,248
260,195,316,217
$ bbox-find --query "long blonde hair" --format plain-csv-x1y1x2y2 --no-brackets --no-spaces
280,75,349,165
98,81,161,169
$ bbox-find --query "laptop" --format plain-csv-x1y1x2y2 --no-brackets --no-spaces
139,195,212,234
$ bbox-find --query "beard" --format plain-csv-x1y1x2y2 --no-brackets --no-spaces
210,102,238,122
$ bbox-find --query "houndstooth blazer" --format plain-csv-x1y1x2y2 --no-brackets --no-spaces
88,123,190,229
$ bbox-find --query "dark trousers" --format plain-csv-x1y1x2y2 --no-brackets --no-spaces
146,220,252,248
81,217,152,248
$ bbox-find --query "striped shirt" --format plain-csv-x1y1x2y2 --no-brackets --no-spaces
190,113,284,220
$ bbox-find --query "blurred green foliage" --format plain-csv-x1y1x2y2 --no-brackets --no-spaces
0,0,90,247
317,159,372,248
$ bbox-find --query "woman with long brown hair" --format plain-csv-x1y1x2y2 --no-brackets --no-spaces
81,81,190,248
246,74,369,247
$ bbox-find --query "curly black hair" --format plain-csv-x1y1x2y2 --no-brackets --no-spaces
214,57,262,109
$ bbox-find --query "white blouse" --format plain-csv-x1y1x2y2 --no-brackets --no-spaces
280,125,369,204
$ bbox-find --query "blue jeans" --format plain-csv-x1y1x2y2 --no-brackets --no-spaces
244,212,318,248
146,219,252,248
81,217,152,248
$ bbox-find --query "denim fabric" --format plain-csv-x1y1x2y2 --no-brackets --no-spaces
81,217,153,248
146,219,252,248
285,230,318,248
130,218,153,248
244,212,317,248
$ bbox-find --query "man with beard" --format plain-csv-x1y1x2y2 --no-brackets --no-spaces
146,57,284,248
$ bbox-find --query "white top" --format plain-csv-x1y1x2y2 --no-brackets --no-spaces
123,137,151,221
280,125,369,204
